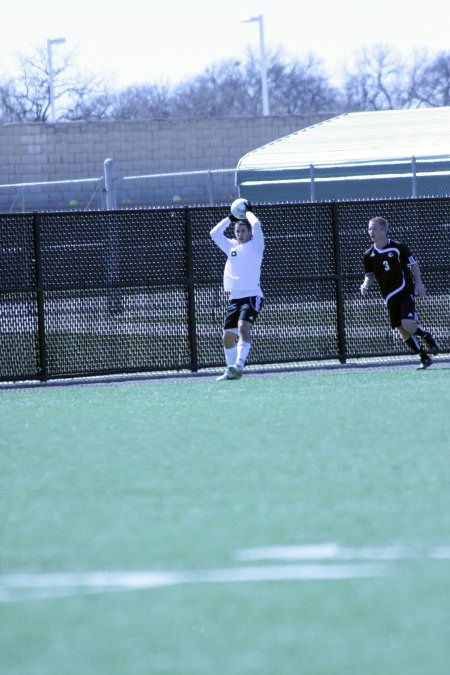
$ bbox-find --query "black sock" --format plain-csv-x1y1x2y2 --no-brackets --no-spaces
405,336,421,354
414,327,430,339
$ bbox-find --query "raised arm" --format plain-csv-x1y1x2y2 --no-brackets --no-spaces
210,217,233,255
246,209,264,254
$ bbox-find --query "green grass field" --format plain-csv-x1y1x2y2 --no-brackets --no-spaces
1,369,449,675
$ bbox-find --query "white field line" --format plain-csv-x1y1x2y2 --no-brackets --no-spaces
0,563,382,604
3,544,449,604
236,543,450,562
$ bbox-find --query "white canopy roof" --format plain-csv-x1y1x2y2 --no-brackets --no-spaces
237,108,450,170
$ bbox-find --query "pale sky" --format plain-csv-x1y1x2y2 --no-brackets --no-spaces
1,0,449,89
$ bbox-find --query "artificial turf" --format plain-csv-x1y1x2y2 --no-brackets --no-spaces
1,369,449,674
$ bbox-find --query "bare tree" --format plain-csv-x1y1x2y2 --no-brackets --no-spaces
170,61,249,117
4,42,450,123
66,91,116,121
343,45,407,110
399,49,431,108
170,51,341,117
180,50,343,116
113,84,174,119
258,50,344,114
72,49,342,120
411,51,450,107
72,60,249,120
0,44,108,123
70,84,175,121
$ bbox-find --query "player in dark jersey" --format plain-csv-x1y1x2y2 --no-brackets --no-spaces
360,216,439,369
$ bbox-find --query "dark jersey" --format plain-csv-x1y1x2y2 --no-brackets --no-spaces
363,239,417,303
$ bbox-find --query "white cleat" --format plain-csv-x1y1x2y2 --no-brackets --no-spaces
216,370,231,381
215,366,243,381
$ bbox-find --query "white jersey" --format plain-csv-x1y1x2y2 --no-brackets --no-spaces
210,212,264,299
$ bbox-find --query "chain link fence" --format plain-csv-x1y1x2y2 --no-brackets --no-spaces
2,156,450,213
0,167,239,213
0,177,105,213
1,198,449,382
237,156,450,203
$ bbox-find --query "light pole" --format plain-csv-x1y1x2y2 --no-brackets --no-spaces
242,15,270,116
47,37,66,123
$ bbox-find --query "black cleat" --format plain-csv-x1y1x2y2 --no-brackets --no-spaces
417,353,433,370
424,335,440,355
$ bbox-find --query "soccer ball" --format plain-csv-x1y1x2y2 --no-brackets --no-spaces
230,198,249,220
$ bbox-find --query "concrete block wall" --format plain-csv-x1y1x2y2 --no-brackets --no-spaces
0,114,334,209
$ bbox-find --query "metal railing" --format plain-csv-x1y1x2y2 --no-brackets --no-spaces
2,155,450,213
0,163,239,213
0,176,105,213
238,155,450,203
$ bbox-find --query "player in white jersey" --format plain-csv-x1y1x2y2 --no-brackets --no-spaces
210,200,264,380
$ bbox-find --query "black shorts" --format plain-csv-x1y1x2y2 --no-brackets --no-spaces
223,296,264,331
387,291,417,328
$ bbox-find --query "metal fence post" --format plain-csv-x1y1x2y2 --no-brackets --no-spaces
184,209,199,372
104,158,121,312
32,213,49,380
207,170,214,205
309,164,316,202
411,156,417,198
104,158,117,209
331,203,347,364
